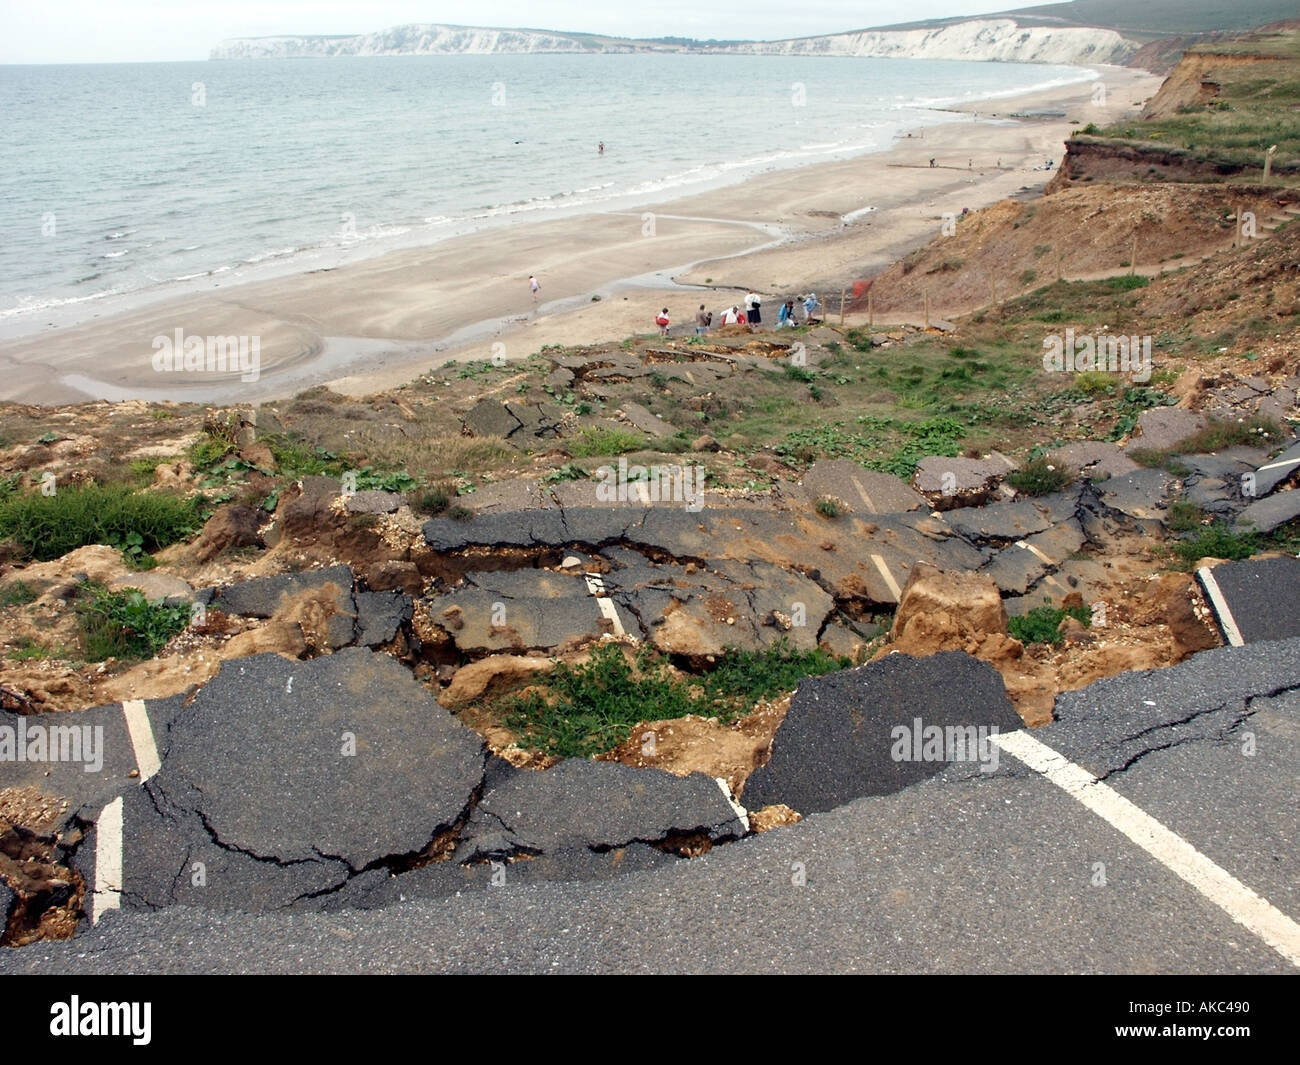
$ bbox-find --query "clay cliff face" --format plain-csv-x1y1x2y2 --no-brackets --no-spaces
1141,50,1287,118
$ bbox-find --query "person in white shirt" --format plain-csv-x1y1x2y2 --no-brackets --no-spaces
744,290,761,325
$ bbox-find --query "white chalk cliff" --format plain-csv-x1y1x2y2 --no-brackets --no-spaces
720,20,1133,64
210,19,1135,65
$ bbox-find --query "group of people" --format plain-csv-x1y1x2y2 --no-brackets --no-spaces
657,290,821,337
528,274,821,336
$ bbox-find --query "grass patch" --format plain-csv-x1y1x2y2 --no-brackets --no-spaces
815,497,842,518
76,584,191,662
1099,275,1150,292
1171,523,1259,567
0,580,37,607
1073,370,1115,396
569,426,647,458
343,432,514,482
501,640,848,758
1008,603,1091,646
264,435,345,478
1130,416,1282,466
1166,499,1208,532
0,485,201,562
1006,457,1072,496
8,637,58,661
1086,30,1300,175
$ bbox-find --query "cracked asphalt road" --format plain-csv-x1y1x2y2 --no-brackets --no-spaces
3,638,1297,974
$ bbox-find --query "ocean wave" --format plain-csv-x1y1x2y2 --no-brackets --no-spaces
0,285,130,320
241,247,297,264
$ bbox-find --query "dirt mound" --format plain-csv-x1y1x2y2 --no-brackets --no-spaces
601,696,792,796
1138,217,1300,342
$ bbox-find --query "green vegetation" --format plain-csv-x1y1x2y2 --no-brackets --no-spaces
1105,387,1178,442
1166,499,1208,532
0,581,37,608
1100,275,1150,292
410,483,453,516
75,584,191,662
501,640,848,758
542,463,588,484
815,497,842,518
1008,602,1091,647
1007,456,1073,496
1129,415,1283,468
264,435,344,477
1171,523,1259,567
8,637,59,662
774,415,968,480
569,426,647,458
350,467,420,494
1084,27,1300,175
0,484,200,562
1072,370,1115,396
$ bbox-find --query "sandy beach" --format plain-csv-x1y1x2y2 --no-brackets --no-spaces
0,65,1160,406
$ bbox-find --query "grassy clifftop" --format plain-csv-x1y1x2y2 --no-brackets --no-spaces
1068,25,1300,180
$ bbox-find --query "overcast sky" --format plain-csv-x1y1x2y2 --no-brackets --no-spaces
0,1,1047,64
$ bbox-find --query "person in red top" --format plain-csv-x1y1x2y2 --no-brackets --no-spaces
655,307,670,336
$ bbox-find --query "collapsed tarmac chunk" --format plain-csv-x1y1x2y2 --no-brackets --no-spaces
142,648,486,884
741,651,1023,814
456,758,747,862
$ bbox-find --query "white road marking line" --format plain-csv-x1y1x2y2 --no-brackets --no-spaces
583,573,630,638
870,554,902,600
992,729,1300,968
1257,456,1300,473
854,484,877,514
92,797,123,925
1015,539,1054,565
1196,566,1245,647
122,699,161,782
715,778,750,833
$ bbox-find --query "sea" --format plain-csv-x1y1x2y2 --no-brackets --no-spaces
0,53,1096,332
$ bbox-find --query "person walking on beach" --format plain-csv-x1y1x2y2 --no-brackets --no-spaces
745,290,761,325
695,304,710,335
655,307,671,336
529,275,540,303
